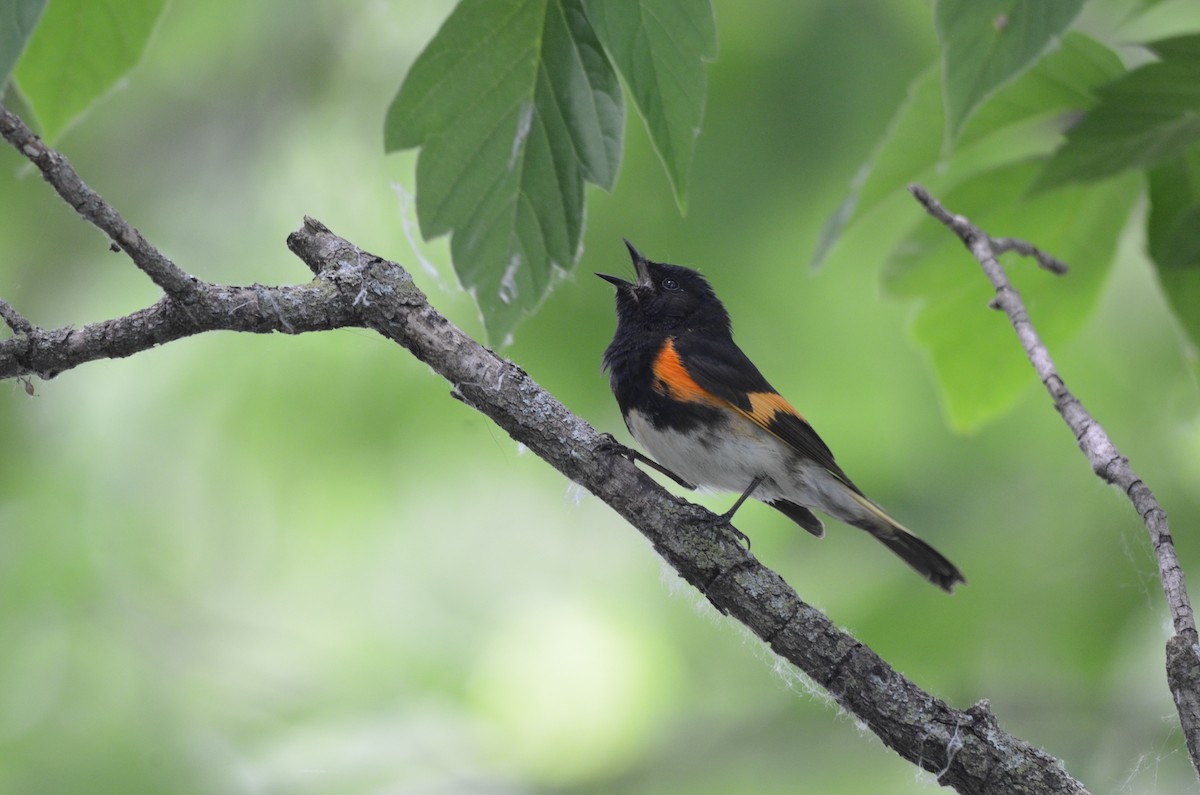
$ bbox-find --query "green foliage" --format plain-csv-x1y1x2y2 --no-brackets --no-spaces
385,0,624,343
885,163,1138,431
1148,145,1200,347
6,0,1199,408
816,32,1133,428
385,0,714,343
0,0,45,89
583,0,716,210
814,33,1124,268
12,0,166,141
934,0,1085,142
821,12,1200,427
1034,33,1200,191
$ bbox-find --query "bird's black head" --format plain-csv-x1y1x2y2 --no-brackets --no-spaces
596,241,731,338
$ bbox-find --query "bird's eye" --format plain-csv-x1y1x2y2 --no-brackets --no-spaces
662,277,680,291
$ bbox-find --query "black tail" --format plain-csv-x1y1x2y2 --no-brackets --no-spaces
870,529,966,593
840,490,966,592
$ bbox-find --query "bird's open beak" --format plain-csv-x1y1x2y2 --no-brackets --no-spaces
595,239,650,288
595,271,630,288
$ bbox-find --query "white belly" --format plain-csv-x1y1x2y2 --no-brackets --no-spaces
625,408,794,498
624,408,863,520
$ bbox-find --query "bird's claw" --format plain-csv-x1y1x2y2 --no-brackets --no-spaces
695,510,752,550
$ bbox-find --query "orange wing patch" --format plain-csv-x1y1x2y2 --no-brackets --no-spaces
652,339,723,405
745,390,805,425
650,339,836,472
652,339,806,428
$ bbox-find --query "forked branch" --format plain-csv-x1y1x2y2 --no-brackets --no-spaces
909,182,1200,777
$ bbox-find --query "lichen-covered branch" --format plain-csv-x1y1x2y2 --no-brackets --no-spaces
909,182,1200,778
285,218,1089,795
0,282,358,380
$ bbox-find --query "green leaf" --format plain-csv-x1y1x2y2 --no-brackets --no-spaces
0,0,46,89
13,0,166,141
1034,34,1200,191
814,33,1122,268
935,0,1084,144
583,0,715,211
884,162,1139,432
1146,33,1200,61
385,0,623,343
1147,145,1200,348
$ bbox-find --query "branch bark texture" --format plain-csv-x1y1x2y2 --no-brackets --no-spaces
909,182,1200,778
0,103,1095,794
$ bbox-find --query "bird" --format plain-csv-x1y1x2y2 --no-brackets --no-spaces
597,241,965,592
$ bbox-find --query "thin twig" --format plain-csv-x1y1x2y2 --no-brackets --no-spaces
0,104,196,297
990,237,1069,275
909,181,1200,777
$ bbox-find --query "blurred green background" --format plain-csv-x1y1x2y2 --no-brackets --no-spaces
3,1,1199,792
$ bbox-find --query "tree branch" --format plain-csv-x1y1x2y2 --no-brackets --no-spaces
0,282,359,380
909,182,1200,777
284,217,1089,795
0,105,1095,794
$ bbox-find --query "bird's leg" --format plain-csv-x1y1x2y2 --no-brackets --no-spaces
599,433,755,548
597,433,697,490
714,475,765,525
633,451,698,490
696,475,765,549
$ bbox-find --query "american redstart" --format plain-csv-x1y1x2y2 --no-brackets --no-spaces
598,241,965,592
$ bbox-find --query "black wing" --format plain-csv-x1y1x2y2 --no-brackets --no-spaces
672,334,862,495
